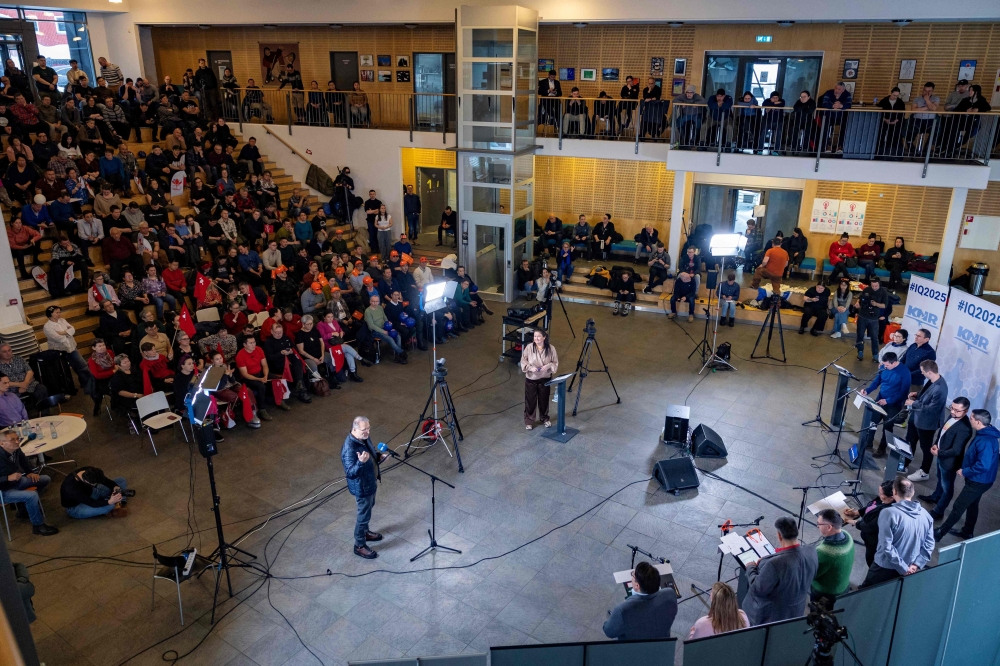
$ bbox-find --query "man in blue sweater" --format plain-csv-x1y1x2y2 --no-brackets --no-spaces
860,352,911,457
341,416,389,559
903,328,936,386
935,409,999,541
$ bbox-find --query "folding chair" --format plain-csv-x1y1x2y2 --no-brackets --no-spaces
136,392,188,455
1,487,44,542
151,545,216,625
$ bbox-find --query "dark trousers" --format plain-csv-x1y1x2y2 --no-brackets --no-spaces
437,224,455,245
49,255,89,297
670,294,694,316
867,402,903,451
244,379,267,411
800,304,828,332
928,460,959,515
860,562,900,588
591,240,610,261
855,316,880,358
906,422,937,474
353,492,375,547
524,377,551,425
938,479,992,537
11,246,40,279
828,262,851,284
615,292,636,303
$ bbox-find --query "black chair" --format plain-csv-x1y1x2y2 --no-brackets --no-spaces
151,545,215,626
30,351,78,398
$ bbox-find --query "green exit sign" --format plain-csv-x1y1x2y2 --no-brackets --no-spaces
756,35,773,42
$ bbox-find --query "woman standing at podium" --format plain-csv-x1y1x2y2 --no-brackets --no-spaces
521,329,559,430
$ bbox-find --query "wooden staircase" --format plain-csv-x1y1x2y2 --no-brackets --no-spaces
7,126,345,356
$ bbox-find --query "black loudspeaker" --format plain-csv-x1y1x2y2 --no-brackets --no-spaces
653,458,700,495
692,424,728,458
664,404,690,444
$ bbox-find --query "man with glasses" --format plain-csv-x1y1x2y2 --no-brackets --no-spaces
811,509,854,608
934,409,999,542
341,416,389,559
903,328,936,387
919,398,973,519
859,351,910,458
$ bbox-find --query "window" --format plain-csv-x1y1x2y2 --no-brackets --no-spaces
0,7,94,88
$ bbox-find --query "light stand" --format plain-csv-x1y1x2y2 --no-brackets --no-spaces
566,319,621,417
692,234,744,373
751,293,786,362
378,446,461,561
687,279,715,363
546,282,576,339
697,280,736,374
802,350,854,431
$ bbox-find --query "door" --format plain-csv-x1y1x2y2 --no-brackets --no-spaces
733,189,762,234
330,51,358,91
206,50,232,81
413,52,456,130
416,167,454,243
703,53,822,103
743,59,780,104
473,223,507,295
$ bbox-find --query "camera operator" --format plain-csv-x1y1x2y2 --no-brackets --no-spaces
855,276,887,362
602,561,677,640
60,466,134,519
743,517,818,626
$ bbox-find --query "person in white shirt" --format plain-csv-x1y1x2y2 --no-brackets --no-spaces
374,205,393,262
413,256,433,292
42,306,93,389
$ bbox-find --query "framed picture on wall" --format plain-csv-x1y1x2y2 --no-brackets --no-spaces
377,70,392,82
360,69,374,82
958,60,976,80
650,57,664,75
377,55,392,67
580,68,597,82
672,78,685,95
843,81,856,95
898,59,916,80
843,59,859,80
538,58,555,73
673,58,686,76
896,82,912,101
396,55,410,68
360,55,373,67
396,70,410,82
602,68,619,81
559,67,575,81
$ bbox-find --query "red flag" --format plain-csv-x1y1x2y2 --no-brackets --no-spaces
246,288,265,313
329,345,345,372
194,273,209,303
238,383,255,423
142,367,153,396
178,305,196,338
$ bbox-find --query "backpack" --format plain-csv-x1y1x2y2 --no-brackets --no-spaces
588,266,611,289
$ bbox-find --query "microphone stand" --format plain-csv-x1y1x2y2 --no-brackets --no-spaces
812,368,878,466
382,450,462,561
793,483,858,535
802,349,853,431
625,544,675,598
716,517,764,581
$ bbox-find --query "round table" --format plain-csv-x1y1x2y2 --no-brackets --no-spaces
18,416,87,474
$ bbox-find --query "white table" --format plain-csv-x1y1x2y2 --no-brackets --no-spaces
18,416,88,475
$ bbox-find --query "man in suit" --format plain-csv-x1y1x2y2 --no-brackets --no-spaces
934,408,1000,541
341,415,389,559
537,70,562,128
919,397,973,519
743,517,818,625
602,561,677,640
905,360,949,481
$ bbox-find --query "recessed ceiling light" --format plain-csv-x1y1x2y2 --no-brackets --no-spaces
329,24,342,29
72,36,81,41
572,22,587,28
198,24,211,30
893,19,912,25
777,20,794,27
263,24,276,30
668,22,684,28
403,23,418,29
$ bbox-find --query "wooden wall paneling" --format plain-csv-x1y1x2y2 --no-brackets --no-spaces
401,147,456,190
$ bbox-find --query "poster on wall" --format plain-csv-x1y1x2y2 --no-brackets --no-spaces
898,59,916,80
258,43,299,86
538,58,555,73
937,292,1000,409
650,57,664,75
958,60,976,80
671,78,686,95
900,276,948,347
959,214,1000,250
809,198,840,234
992,68,1000,107
580,69,597,82
843,60,859,80
559,67,575,81
836,200,866,236
896,82,912,102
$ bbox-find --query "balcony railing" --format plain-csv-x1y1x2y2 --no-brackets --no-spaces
669,103,999,171
219,88,455,141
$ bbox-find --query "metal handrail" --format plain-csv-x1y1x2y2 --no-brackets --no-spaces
262,126,315,167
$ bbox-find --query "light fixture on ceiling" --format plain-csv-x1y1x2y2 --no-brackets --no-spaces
403,23,418,29
72,36,81,41
893,19,912,25
668,22,684,28
572,22,587,28
78,25,86,31
776,20,794,27
263,24,276,30
329,24,342,29
198,24,211,30
108,0,122,4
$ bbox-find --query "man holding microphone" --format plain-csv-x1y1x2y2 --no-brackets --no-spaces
341,416,390,559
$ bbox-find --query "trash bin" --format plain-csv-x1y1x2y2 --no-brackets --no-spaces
969,263,989,297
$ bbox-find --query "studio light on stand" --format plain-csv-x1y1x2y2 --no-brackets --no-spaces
692,233,744,374
184,365,257,624
403,280,465,472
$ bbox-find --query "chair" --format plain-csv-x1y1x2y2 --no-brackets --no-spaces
1,487,44,542
136,392,188,455
151,545,215,625
196,308,221,323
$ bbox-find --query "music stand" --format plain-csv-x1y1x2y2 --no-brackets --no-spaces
542,372,579,443
884,435,913,482
802,350,853,431
830,364,862,430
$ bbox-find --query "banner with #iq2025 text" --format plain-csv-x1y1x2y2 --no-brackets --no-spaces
936,292,1000,410
899,276,948,347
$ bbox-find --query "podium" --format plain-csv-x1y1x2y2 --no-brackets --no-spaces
885,435,913,482
542,372,579,443
831,364,860,429
717,531,774,604
852,393,887,469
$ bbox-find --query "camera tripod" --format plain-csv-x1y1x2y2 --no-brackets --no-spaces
542,283,576,339
567,321,621,416
688,279,737,374
404,365,464,472
751,293,786,362
804,602,866,666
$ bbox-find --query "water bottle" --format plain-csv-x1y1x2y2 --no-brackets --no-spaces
50,421,58,439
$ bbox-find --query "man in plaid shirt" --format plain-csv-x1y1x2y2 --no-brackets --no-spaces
10,93,49,139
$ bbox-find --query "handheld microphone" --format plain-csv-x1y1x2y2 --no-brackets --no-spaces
377,442,399,458
753,516,765,525
841,480,861,485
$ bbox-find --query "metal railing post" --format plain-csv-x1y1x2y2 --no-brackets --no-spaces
346,96,352,139
922,116,939,178
715,113,723,166
236,89,244,132
409,96,414,143
286,92,293,135
635,100,642,154
557,99,563,150
815,114,827,172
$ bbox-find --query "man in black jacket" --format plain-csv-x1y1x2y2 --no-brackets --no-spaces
846,480,895,567
194,58,220,120
855,277,888,361
0,431,58,535
537,70,562,128
919,397,973,518
61,466,133,519
341,416,389,559
603,561,677,640
781,228,808,276
541,214,563,254
591,214,617,261
619,76,640,130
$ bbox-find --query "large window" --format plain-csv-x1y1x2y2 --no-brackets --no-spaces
0,7,94,88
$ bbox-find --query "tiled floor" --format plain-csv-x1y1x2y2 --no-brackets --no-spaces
12,299,995,666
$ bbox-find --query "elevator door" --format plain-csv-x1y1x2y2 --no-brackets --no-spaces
330,52,359,90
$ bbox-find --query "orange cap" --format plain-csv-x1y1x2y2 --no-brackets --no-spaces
363,276,373,285
311,282,322,294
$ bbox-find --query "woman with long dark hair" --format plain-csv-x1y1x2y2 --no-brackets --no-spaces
883,237,908,291
520,329,559,430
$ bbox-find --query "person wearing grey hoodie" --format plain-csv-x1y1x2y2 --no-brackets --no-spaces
672,85,706,145
861,476,934,588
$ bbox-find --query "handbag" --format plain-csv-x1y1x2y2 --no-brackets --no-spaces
310,377,331,397
845,257,858,268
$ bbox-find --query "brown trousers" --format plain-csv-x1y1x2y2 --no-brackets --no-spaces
751,266,782,295
524,377,551,425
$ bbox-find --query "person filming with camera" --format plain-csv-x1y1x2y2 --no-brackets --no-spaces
60,466,134,519
855,276,888,362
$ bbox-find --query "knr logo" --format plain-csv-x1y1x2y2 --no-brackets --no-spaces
956,326,989,353
905,305,939,328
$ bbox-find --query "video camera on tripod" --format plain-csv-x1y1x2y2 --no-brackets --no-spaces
804,600,863,666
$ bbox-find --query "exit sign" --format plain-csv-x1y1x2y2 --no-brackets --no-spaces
756,35,773,42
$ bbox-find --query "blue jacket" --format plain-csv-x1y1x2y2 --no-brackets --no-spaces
962,424,1000,485
341,433,379,497
48,199,75,224
403,193,421,215
99,155,125,181
21,205,52,229
707,94,733,121
865,363,910,407
903,342,935,385
294,220,313,242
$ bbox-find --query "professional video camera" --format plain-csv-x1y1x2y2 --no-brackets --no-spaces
433,357,448,379
584,318,597,338
804,600,861,666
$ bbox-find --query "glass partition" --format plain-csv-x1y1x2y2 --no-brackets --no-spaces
463,28,513,58
463,62,514,91
463,94,512,123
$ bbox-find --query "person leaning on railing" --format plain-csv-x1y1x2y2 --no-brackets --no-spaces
671,86,705,146
734,91,759,151
790,90,817,153
349,82,369,124
562,88,588,137
242,79,273,123
760,91,786,153
819,82,852,152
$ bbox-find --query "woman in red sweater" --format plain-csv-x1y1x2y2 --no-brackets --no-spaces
827,233,856,285
87,339,117,416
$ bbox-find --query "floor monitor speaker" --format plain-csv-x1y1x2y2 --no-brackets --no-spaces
653,458,700,495
692,424,728,458
664,404,690,444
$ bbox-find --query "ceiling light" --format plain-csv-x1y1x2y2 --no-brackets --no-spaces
893,19,912,25
72,36,81,41
403,23,418,29
572,22,587,28
108,0,122,4
263,24,276,30
668,22,684,28
777,20,794,27
198,24,211,30
78,25,86,31
329,24,342,29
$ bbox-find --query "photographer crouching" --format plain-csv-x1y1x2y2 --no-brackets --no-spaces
60,466,135,519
